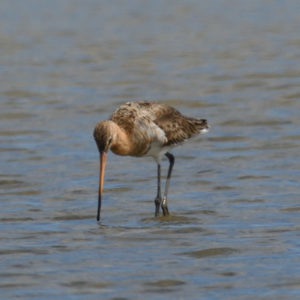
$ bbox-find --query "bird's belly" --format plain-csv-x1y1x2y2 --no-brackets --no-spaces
146,142,172,163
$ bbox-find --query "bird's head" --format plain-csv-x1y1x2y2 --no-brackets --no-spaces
93,120,117,153
93,120,117,221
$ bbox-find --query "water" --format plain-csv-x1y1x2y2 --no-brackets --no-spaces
1,0,300,299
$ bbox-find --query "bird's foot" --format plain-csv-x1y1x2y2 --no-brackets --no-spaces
154,196,161,217
162,206,169,216
161,197,170,216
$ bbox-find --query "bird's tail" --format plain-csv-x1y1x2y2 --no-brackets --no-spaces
188,118,209,134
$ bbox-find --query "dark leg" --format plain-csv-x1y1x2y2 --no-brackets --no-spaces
154,163,162,216
161,152,175,216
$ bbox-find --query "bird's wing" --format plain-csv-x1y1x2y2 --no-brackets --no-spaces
142,102,207,146
111,101,207,148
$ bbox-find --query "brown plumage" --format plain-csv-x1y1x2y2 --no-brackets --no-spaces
93,101,209,221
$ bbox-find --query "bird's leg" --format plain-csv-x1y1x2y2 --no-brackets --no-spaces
154,163,162,216
161,152,175,216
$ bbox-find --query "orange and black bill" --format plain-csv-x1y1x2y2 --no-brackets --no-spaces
97,151,107,221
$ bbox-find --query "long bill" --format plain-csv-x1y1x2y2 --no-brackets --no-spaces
97,151,107,221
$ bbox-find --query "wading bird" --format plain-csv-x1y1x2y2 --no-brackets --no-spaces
93,101,209,221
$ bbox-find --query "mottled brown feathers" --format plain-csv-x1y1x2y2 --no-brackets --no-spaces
110,101,208,147
94,101,208,159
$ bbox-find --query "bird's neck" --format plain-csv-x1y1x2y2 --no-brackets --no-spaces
109,122,133,156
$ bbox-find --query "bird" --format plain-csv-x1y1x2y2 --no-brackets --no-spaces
93,101,209,221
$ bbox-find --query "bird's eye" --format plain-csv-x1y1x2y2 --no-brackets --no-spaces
107,137,112,145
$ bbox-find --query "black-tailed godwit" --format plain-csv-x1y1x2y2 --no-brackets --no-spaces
93,101,209,221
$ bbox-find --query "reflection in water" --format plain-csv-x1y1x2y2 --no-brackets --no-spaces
1,0,300,299
180,247,238,259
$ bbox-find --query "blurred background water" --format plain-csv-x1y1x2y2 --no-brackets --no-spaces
1,0,300,299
